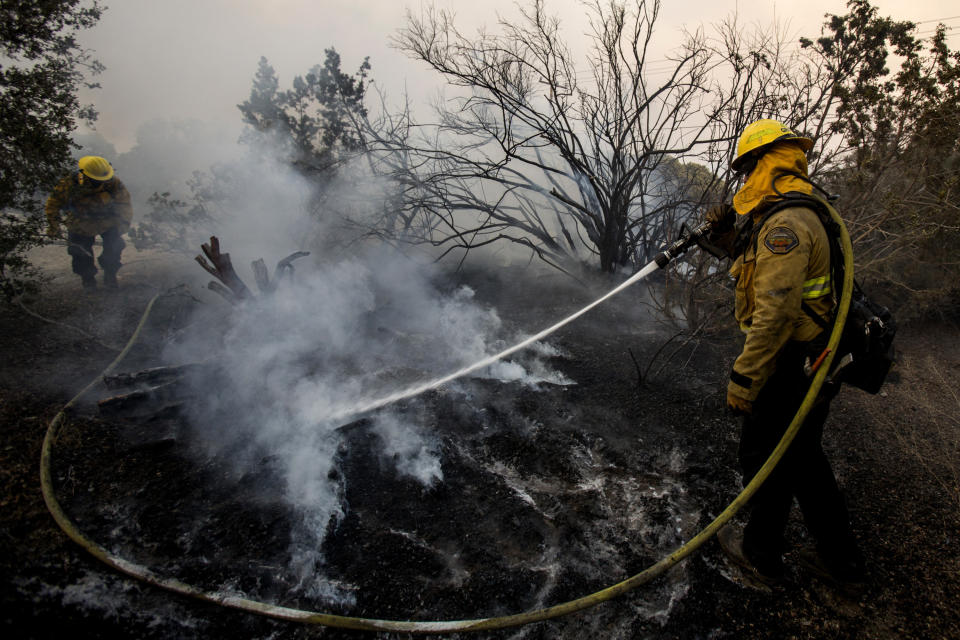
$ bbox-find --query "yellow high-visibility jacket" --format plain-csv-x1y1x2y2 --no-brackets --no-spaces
45,174,133,236
728,204,834,402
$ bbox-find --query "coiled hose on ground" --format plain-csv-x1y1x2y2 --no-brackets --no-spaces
39,199,854,633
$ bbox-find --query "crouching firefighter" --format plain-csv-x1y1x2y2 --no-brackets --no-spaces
701,119,865,588
45,156,133,289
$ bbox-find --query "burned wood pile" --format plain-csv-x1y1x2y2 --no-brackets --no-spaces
98,236,309,420
194,235,309,304
97,363,214,419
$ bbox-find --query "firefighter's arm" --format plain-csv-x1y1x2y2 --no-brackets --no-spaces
44,179,69,236
728,222,811,403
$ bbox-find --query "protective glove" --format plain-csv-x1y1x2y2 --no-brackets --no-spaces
704,204,735,232
726,390,753,415
46,223,62,239
700,204,738,259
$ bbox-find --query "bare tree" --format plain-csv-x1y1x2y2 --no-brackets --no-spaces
638,0,937,329
713,2,960,316
366,0,734,274
353,0,958,329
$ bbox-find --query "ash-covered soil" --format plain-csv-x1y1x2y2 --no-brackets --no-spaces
2,246,959,639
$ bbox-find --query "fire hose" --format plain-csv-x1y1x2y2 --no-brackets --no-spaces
40,203,854,633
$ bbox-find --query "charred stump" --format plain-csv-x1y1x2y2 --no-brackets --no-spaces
195,236,310,304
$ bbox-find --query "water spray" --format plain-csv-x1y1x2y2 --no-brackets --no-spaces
43,208,855,634
329,223,713,423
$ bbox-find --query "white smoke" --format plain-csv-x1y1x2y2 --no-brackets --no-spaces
370,411,443,486
153,141,571,599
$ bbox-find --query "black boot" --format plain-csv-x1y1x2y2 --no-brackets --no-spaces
81,274,97,290
718,524,786,591
103,270,118,288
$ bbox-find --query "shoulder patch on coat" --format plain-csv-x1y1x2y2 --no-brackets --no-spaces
764,226,799,254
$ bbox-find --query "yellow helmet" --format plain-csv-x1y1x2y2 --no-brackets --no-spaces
731,119,813,172
78,155,115,182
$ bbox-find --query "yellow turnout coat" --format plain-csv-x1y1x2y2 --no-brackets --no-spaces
45,174,133,236
727,144,834,402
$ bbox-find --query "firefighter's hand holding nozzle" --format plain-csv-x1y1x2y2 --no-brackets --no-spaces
697,204,737,259
704,204,735,232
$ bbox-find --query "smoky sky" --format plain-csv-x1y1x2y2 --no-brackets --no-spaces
151,149,576,599
75,0,955,152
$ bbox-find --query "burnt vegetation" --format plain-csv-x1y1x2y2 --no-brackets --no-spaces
1,0,960,639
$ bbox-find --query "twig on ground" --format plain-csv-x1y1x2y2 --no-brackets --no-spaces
628,347,643,389
641,331,685,383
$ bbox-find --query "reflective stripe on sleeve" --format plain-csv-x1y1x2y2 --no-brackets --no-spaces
802,275,831,299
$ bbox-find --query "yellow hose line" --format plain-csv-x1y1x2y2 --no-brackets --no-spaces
40,205,854,634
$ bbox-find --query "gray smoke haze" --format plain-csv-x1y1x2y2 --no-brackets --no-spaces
52,0,956,619
135,129,573,599
75,118,238,204
74,0,937,153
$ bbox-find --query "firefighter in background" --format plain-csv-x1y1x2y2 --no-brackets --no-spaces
704,119,864,588
45,156,133,289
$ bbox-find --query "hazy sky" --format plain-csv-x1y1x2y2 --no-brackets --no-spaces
77,0,960,151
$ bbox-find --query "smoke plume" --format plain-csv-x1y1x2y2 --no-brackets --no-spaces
151,139,569,600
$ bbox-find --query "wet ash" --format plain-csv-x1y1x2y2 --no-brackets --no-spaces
11,267,958,640
53,353,704,627
44,268,726,637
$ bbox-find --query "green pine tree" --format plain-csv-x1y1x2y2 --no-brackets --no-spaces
0,0,104,297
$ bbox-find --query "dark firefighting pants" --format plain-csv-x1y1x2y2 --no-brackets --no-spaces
738,340,862,575
67,228,124,278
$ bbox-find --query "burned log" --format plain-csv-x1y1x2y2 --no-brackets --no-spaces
97,381,185,418
195,236,310,302
274,251,310,281
206,281,239,306
99,363,215,419
251,258,273,294
103,363,211,390
196,236,253,304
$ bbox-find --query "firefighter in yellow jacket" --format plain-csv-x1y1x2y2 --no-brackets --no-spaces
45,156,133,289
706,120,864,588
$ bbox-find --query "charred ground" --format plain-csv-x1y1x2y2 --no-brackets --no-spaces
1,247,958,639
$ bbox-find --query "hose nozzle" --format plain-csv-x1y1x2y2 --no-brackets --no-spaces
654,221,713,268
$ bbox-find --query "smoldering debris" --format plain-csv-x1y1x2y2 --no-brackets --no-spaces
67,373,701,627
122,239,583,602
47,136,702,626
57,243,706,631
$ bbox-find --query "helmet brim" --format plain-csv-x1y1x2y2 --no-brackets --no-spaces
731,135,813,172
82,168,115,182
